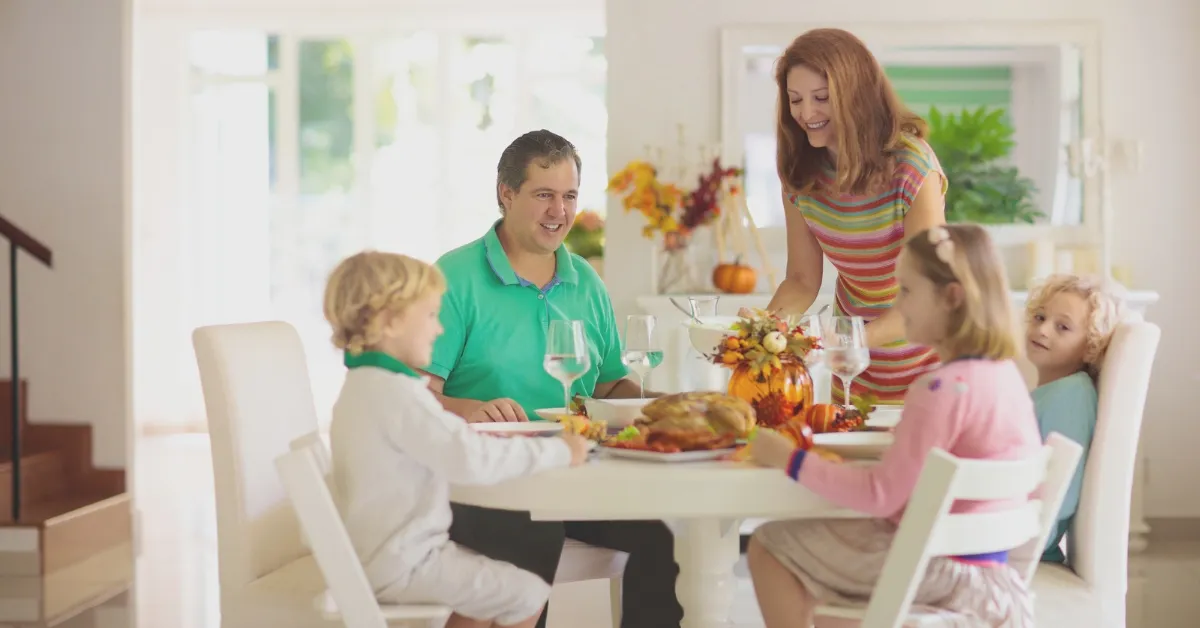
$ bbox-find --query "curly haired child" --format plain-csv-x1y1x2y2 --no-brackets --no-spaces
1025,273,1123,563
323,251,590,628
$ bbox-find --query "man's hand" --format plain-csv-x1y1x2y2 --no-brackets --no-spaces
750,429,799,471
467,398,529,423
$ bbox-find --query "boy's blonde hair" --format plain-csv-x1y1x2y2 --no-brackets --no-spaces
1025,273,1124,378
904,224,1017,361
323,251,446,355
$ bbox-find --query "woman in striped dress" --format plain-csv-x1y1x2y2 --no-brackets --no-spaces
766,28,947,404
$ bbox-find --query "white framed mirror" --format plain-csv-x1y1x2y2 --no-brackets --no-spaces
720,22,1103,252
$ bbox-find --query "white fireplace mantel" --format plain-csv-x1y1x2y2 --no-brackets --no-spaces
636,288,1160,552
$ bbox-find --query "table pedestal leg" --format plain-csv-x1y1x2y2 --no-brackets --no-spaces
671,518,742,628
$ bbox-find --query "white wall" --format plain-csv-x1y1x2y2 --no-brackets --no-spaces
0,0,132,469
605,0,1200,517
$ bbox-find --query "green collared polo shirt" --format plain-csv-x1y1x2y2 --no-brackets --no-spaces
344,350,421,378
427,222,627,419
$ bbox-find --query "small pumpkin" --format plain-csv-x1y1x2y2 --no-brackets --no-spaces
803,404,843,434
802,402,869,434
712,258,757,294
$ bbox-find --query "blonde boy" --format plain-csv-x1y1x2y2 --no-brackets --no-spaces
1025,273,1123,563
323,251,589,628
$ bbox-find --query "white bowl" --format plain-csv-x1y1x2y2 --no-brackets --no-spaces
685,315,742,356
582,398,651,428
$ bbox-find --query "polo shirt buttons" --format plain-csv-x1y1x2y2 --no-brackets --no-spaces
537,294,544,300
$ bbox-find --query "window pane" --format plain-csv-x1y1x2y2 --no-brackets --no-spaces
526,36,608,215
187,81,274,320
369,33,444,262
189,31,278,76
444,36,520,249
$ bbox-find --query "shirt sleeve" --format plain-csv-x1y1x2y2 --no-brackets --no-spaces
1034,376,1097,533
427,282,467,380
596,290,629,383
896,137,948,216
797,373,966,518
386,384,572,485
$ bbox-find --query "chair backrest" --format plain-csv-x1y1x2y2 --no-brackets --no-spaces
276,444,388,628
290,430,332,475
192,321,320,600
861,435,1082,628
1070,321,1160,611
1011,434,1086,583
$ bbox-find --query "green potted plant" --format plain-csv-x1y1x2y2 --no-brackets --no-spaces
565,210,605,274
925,105,1042,224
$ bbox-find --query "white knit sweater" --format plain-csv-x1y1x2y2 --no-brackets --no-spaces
329,366,571,591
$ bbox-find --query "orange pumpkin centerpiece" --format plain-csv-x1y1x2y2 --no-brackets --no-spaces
712,258,757,294
710,308,821,429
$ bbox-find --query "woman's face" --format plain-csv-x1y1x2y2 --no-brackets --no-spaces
786,64,835,153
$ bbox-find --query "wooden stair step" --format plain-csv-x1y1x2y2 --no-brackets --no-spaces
0,494,116,526
0,450,71,515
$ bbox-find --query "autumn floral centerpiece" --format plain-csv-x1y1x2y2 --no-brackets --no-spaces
607,157,742,293
709,308,821,428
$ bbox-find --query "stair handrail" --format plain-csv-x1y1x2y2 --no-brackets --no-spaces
1,214,52,522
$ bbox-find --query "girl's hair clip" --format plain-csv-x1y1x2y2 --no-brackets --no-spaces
927,226,955,264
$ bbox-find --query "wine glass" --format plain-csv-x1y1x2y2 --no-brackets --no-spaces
688,295,719,322
822,316,870,408
544,320,591,410
621,315,663,398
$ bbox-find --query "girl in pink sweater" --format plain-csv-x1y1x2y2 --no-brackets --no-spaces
748,224,1041,627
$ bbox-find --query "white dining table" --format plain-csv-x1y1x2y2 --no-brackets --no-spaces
450,455,867,628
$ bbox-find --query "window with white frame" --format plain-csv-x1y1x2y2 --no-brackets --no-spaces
178,29,606,426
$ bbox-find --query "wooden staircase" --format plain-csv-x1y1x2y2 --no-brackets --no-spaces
0,380,128,530
0,216,133,624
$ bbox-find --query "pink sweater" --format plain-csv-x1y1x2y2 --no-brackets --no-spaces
796,359,1042,523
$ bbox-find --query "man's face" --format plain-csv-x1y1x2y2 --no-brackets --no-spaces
498,158,579,255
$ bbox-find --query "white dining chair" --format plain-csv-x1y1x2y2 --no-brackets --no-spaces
277,442,450,627
813,434,1083,628
291,431,628,628
1032,320,1161,628
194,321,333,627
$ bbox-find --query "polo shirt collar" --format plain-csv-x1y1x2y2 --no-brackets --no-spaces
344,350,422,379
483,220,579,286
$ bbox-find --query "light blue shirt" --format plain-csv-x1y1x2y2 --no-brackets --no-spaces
1032,371,1097,564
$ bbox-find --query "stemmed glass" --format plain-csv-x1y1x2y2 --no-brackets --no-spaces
822,316,870,408
544,320,591,410
688,295,719,322
621,315,663,398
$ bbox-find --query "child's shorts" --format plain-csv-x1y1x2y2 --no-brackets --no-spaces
753,518,1033,627
377,540,549,625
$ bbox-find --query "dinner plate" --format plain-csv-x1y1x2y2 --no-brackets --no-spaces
600,447,737,463
812,432,893,459
471,422,564,436
534,407,572,421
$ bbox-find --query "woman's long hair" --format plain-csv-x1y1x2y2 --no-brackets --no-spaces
775,28,927,196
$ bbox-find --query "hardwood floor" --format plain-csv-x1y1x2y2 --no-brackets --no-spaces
2,433,1198,627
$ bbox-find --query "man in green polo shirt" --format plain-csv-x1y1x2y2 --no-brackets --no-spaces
422,130,681,628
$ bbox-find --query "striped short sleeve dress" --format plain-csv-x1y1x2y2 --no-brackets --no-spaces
788,135,946,404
